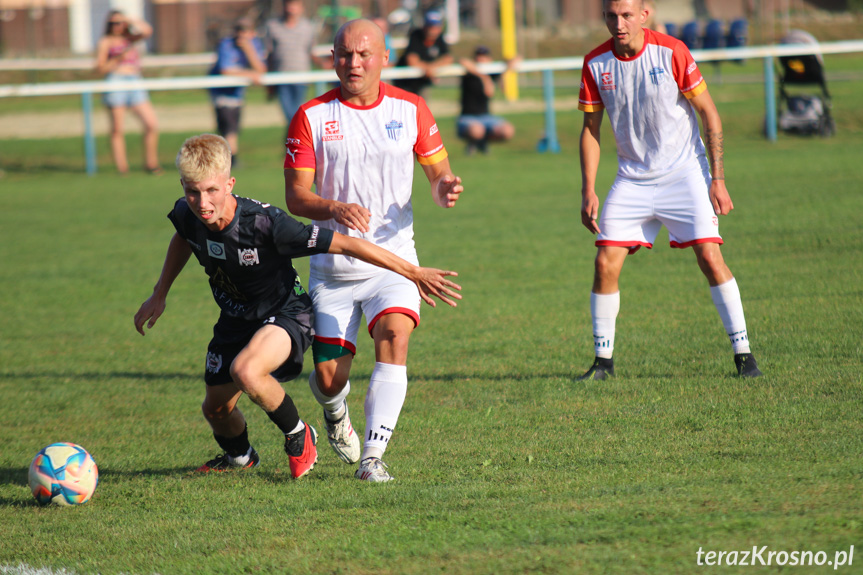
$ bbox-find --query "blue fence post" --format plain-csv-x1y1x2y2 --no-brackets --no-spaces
764,55,777,142
537,68,560,153
82,91,97,175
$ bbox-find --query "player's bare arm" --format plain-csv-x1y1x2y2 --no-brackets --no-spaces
134,233,192,335
284,167,372,232
580,110,604,234
328,233,462,308
421,158,463,209
690,89,733,216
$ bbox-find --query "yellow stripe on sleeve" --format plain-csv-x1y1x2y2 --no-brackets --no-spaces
417,148,449,166
683,80,708,99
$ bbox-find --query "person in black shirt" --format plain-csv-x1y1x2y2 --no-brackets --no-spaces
457,46,518,154
134,134,461,479
394,10,453,95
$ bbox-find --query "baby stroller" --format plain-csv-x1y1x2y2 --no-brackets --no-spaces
776,30,835,137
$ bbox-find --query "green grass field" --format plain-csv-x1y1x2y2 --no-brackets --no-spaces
1,59,862,574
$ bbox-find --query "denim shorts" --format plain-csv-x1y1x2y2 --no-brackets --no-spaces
102,73,150,108
456,114,506,138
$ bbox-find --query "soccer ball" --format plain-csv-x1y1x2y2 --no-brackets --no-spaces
28,442,99,506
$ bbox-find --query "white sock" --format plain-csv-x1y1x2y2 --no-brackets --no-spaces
309,370,349,420
286,420,305,436
710,278,751,354
228,446,253,467
591,292,620,359
362,362,407,461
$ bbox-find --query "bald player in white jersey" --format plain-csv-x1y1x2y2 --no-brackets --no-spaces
576,0,762,380
284,19,463,482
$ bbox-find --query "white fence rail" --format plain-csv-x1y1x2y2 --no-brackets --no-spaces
2,40,863,174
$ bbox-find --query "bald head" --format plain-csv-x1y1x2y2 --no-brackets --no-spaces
333,18,390,105
335,19,386,52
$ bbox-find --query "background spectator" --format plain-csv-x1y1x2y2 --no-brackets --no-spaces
208,17,267,167
264,0,329,129
394,10,453,95
95,10,161,175
457,46,517,155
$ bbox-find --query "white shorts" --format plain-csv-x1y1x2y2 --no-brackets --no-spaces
596,162,722,254
309,270,421,355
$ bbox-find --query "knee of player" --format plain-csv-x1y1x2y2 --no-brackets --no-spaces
201,399,232,422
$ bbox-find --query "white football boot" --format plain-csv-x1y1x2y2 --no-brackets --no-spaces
355,457,394,482
324,401,361,464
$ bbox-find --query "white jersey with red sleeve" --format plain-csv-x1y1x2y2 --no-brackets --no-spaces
285,82,447,281
578,29,709,181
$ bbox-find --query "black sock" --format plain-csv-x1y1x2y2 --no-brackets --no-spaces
266,393,301,435
213,424,251,458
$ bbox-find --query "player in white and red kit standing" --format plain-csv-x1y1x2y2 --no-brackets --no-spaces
284,19,463,481
577,0,762,379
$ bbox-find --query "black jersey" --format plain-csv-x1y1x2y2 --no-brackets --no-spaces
168,195,334,322
460,72,498,116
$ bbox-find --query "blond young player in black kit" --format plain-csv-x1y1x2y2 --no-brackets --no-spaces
134,134,460,479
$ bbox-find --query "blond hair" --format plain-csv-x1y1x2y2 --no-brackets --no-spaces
175,134,231,182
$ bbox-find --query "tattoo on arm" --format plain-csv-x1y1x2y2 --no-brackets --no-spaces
705,127,725,179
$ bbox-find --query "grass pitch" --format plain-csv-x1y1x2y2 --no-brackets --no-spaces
0,56,862,574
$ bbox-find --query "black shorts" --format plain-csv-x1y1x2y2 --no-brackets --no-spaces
215,105,241,137
204,307,313,387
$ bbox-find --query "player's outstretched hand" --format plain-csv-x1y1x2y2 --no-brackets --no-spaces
710,180,734,216
412,269,461,308
581,190,601,234
437,175,463,208
134,295,166,336
332,202,372,233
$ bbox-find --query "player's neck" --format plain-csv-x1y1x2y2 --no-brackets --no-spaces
340,84,381,107
615,30,645,58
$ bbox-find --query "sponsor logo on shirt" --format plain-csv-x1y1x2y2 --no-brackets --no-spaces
207,240,226,259
307,225,320,248
206,351,223,374
285,147,298,163
600,72,616,90
686,62,698,75
238,248,260,266
386,120,404,141
649,67,666,85
429,123,439,136
286,138,301,146
712,216,719,226
323,120,344,141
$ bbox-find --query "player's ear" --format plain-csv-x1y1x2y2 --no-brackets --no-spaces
383,49,390,65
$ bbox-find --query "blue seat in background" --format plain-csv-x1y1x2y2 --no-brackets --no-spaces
702,19,724,50
665,22,678,39
726,18,748,49
680,21,699,50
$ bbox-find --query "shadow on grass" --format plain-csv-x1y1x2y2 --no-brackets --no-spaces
0,371,195,382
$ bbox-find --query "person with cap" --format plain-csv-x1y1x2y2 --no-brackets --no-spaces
394,10,453,95
457,45,519,155
208,17,267,167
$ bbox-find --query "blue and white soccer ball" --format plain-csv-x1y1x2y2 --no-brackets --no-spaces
28,442,99,506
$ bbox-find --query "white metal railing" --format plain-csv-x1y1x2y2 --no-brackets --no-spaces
2,40,862,173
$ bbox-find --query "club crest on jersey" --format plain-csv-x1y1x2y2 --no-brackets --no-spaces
207,240,227,260
386,120,404,141
238,248,260,266
323,120,344,141
600,72,616,90
649,67,667,85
